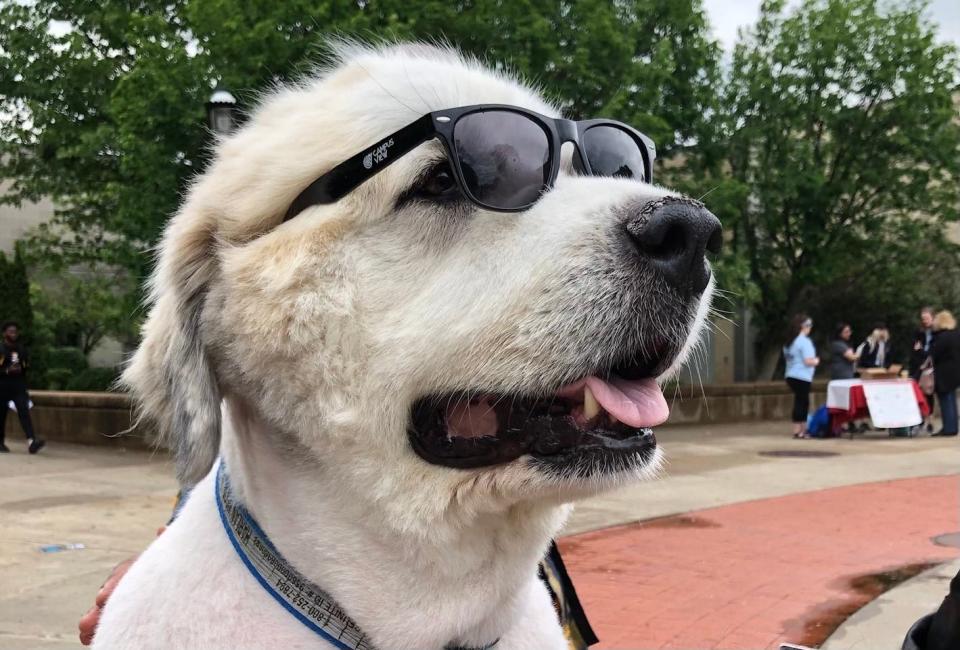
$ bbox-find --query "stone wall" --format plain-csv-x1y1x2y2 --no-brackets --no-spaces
4,382,826,449
3,390,152,451
664,381,827,426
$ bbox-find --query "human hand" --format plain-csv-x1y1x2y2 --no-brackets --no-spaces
78,556,137,645
914,341,922,351
78,526,164,645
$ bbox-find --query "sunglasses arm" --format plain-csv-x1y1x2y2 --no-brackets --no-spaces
284,114,437,221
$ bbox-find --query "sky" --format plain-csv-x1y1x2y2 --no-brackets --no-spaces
702,0,960,51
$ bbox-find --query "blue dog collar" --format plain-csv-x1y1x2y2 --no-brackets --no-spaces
215,461,498,650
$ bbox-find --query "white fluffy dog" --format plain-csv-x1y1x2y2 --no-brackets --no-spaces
94,42,720,649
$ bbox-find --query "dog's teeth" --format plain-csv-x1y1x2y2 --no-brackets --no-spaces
583,386,600,419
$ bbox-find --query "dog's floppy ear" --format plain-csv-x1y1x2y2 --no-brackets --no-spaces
123,201,222,487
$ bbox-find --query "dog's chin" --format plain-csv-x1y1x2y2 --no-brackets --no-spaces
407,344,678,479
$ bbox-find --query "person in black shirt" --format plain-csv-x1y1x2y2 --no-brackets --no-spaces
931,311,960,436
911,308,936,373
0,321,45,453
857,323,895,370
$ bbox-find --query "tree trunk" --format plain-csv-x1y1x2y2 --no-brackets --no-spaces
759,347,783,381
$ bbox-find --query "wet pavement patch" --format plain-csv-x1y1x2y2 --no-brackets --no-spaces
759,449,840,458
848,563,938,594
790,561,938,647
561,514,721,553
639,514,721,529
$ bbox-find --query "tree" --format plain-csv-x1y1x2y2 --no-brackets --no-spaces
187,0,721,149
0,245,34,336
0,0,721,345
805,219,960,358
0,2,212,281
29,268,138,356
700,0,960,372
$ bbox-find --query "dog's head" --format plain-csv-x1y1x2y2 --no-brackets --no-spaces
125,42,719,532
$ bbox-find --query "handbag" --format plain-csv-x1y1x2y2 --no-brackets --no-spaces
919,358,935,396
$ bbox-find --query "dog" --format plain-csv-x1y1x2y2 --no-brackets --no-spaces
93,42,720,649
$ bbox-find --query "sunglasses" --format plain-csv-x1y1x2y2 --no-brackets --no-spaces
285,104,656,220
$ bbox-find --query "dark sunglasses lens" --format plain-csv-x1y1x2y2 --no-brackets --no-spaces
582,126,648,181
453,112,550,209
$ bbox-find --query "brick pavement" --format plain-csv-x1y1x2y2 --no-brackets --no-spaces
559,475,960,650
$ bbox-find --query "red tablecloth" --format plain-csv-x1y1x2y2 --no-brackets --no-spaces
828,379,929,427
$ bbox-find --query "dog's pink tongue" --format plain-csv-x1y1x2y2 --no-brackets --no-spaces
585,376,669,428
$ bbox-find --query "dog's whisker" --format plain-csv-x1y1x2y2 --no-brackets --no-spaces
353,57,421,116
696,184,721,202
402,58,435,113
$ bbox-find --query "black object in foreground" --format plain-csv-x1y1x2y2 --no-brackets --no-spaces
902,568,960,650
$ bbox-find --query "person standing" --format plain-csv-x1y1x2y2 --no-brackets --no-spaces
931,311,960,437
784,314,820,438
912,307,937,432
830,322,859,379
857,323,892,370
0,321,45,453
912,308,936,369
880,325,897,369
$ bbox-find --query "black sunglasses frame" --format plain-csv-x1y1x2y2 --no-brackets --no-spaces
284,104,657,221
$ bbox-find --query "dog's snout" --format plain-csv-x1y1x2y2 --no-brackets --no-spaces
625,198,722,296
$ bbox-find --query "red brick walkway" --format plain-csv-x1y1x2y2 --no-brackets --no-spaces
559,475,960,649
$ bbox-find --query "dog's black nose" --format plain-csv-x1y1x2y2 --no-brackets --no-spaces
625,197,722,296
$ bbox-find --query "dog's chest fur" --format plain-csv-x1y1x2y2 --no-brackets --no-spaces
92,468,569,650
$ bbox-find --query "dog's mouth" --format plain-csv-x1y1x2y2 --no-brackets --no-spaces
408,352,672,471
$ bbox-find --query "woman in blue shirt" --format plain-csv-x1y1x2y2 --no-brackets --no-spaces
784,314,820,438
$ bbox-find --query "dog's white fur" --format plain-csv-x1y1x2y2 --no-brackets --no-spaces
94,42,714,649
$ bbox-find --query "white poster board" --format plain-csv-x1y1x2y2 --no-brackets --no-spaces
862,381,922,428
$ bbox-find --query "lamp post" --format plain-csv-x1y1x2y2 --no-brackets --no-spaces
205,88,238,135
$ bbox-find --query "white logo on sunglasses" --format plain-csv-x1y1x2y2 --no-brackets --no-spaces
363,138,395,170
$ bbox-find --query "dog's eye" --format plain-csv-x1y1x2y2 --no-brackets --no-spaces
396,161,465,211
415,163,459,200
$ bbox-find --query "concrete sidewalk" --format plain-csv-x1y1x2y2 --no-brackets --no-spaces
1,422,958,649
0,444,175,649
822,558,960,650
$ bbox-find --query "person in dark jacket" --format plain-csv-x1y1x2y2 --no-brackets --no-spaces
911,308,936,375
930,311,960,436
0,321,45,453
857,323,895,370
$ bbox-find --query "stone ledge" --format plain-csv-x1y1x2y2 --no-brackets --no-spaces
665,381,826,425
27,390,132,409
5,390,150,451
669,380,828,398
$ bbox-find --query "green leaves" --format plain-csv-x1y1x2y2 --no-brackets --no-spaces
8,0,953,380
714,0,960,367
0,246,34,340
0,0,721,367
